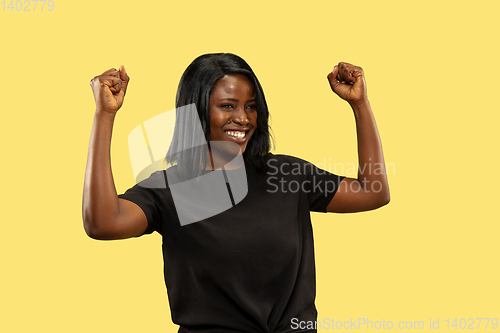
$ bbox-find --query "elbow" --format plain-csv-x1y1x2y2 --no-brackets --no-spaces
82,203,123,240
366,186,390,210
82,211,108,240
376,190,391,208
380,195,391,208
82,201,98,239
83,217,102,240
83,213,122,240
84,226,100,240
83,222,112,240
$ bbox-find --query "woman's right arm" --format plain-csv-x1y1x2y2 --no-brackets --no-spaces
82,66,148,240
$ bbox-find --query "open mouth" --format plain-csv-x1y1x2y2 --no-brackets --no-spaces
224,130,248,141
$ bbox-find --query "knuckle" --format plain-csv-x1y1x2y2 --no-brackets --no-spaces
90,76,100,86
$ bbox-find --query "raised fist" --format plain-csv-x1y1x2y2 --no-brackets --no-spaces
327,62,368,105
90,66,130,114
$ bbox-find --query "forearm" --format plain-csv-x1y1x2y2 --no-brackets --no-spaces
82,111,121,237
351,100,390,203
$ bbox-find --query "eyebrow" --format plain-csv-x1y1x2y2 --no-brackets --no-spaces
218,98,256,103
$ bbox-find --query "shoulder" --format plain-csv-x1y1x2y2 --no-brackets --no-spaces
134,170,169,189
265,153,319,177
134,165,189,189
267,153,314,168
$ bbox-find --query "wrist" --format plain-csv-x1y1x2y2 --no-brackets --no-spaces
95,109,117,122
349,98,371,111
94,109,116,125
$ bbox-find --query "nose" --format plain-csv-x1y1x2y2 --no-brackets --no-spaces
231,107,249,126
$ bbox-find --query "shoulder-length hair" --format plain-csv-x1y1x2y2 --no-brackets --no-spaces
166,53,272,175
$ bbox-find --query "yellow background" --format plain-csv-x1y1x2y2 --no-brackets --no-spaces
1,0,499,332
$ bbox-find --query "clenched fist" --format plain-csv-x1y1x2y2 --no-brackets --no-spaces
90,66,130,114
327,62,368,106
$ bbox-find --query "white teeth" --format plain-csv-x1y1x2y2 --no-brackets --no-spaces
225,130,245,139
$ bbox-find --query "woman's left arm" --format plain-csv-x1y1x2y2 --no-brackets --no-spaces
326,62,390,213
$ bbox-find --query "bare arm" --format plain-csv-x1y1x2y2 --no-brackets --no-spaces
82,66,148,240
326,62,390,213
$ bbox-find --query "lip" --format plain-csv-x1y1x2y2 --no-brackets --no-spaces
223,129,251,144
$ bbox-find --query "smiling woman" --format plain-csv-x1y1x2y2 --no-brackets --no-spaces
209,74,257,151
83,53,390,333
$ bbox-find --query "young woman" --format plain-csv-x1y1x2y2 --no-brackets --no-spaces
83,53,390,333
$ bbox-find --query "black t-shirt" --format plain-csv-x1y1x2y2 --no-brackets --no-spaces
118,154,344,333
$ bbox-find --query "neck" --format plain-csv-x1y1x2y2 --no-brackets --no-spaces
205,143,244,170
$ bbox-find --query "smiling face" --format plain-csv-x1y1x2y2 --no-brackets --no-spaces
209,74,258,155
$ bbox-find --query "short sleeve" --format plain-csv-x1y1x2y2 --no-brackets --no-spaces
305,164,344,212
118,172,165,235
281,155,344,213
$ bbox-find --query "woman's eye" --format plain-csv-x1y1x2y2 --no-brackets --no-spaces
246,104,257,110
221,104,233,109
